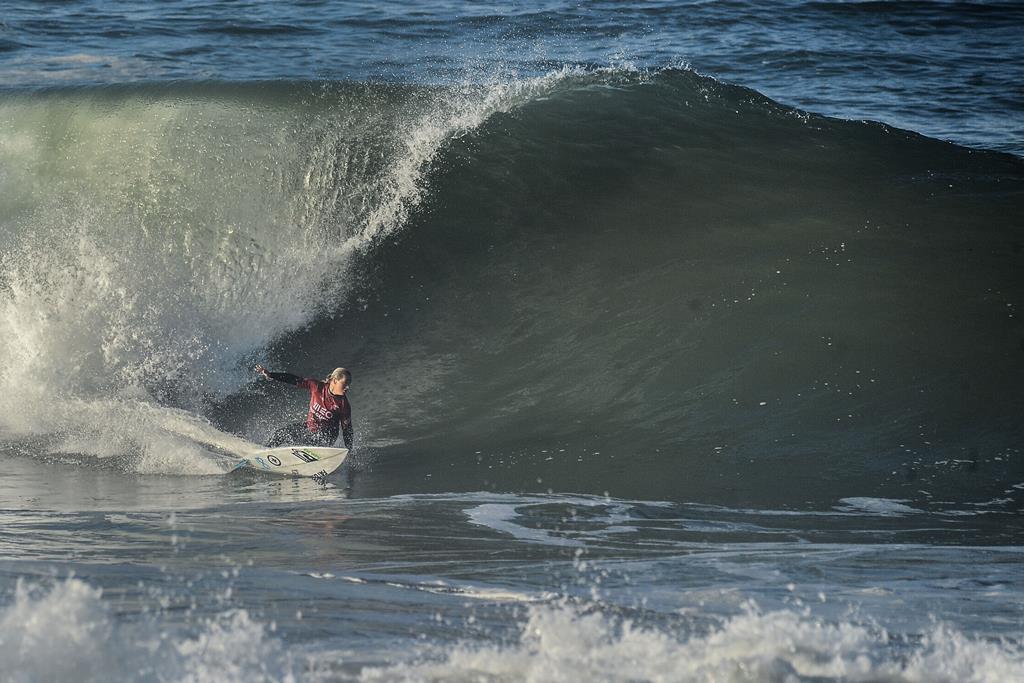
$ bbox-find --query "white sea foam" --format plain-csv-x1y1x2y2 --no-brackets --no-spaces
313,572,554,603
835,497,923,516
2,555,1022,683
466,502,586,548
0,578,295,682
363,602,1024,683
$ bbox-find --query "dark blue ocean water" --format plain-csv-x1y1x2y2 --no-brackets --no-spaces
2,0,1022,154
1,2,1023,681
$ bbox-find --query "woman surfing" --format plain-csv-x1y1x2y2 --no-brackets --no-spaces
254,365,354,450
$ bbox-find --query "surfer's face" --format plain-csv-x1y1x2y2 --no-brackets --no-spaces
329,376,349,396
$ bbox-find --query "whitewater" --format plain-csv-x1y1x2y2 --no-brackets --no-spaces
1,1,1023,681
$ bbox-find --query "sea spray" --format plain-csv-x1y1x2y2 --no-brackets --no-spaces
0,578,296,682
0,73,578,469
362,601,1024,683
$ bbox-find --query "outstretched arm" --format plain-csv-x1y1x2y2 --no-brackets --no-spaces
254,364,306,386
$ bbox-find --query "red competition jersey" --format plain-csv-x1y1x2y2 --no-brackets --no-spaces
268,372,352,443
297,377,352,438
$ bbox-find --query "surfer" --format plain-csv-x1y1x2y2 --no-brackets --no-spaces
255,365,354,450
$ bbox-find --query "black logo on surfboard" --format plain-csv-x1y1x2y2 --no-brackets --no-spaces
291,449,318,463
267,455,282,466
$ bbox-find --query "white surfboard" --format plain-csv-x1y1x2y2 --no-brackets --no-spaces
229,446,349,481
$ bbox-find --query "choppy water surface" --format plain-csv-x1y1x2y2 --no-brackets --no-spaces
1,1,1022,680
3,455,1023,681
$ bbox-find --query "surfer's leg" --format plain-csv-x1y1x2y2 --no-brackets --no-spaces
267,422,308,447
307,430,335,447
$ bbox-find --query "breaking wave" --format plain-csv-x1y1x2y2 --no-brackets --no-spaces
1,68,1021,504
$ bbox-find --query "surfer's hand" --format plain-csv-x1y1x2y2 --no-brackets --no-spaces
255,364,270,378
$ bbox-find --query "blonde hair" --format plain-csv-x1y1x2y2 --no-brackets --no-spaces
326,367,351,384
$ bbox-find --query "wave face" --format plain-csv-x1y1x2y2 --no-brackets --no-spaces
1,70,1022,505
